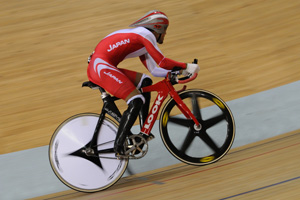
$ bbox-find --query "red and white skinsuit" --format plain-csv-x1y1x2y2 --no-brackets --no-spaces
87,27,186,100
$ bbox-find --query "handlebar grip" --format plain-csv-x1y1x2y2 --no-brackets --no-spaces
178,73,198,84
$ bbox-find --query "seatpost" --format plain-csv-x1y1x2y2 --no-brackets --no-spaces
99,87,109,99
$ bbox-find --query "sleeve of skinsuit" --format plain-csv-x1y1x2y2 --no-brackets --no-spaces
140,32,187,70
140,53,171,77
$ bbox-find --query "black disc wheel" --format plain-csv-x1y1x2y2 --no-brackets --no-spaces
159,89,235,166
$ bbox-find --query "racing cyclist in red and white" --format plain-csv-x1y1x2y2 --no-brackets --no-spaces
87,10,200,157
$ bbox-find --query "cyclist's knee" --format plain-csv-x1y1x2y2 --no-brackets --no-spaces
137,74,153,89
139,76,152,104
141,77,153,88
126,94,145,108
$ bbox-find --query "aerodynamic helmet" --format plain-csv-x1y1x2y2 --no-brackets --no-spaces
129,10,169,34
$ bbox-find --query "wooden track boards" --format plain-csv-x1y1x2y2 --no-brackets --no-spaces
2,1,300,199
31,129,300,200
1,0,300,154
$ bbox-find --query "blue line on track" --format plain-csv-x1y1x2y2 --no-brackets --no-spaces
220,176,300,200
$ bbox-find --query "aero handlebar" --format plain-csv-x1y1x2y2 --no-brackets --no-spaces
177,73,198,84
169,58,198,84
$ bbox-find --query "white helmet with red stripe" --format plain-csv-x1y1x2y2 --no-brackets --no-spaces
129,10,169,34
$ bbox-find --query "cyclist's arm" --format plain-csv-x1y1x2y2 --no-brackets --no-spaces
139,54,170,77
141,33,187,70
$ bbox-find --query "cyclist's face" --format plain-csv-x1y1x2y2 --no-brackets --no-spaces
157,33,166,44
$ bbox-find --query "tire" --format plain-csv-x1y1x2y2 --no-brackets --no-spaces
49,113,128,192
159,89,235,166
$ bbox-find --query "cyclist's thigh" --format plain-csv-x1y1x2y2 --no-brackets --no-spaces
118,68,143,87
88,63,136,100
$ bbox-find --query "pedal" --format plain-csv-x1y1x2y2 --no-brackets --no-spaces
125,134,148,159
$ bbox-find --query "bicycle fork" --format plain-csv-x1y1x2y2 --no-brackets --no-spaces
169,89,201,129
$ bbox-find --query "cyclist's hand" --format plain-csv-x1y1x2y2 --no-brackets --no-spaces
182,63,200,76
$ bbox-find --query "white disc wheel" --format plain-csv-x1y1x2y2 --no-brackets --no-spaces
49,113,128,192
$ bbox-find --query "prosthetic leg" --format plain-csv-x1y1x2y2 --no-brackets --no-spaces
114,76,154,157
138,77,155,141
114,97,144,156
138,77,152,128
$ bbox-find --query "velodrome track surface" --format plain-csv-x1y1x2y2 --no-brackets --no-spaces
1,0,300,199
2,80,298,200
32,130,300,200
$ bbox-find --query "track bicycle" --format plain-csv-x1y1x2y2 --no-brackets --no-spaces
49,59,235,192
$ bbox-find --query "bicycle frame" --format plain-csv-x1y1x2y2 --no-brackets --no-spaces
88,94,122,149
87,74,200,149
140,76,200,136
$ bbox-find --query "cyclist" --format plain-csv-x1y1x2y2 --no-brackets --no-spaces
87,10,200,157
